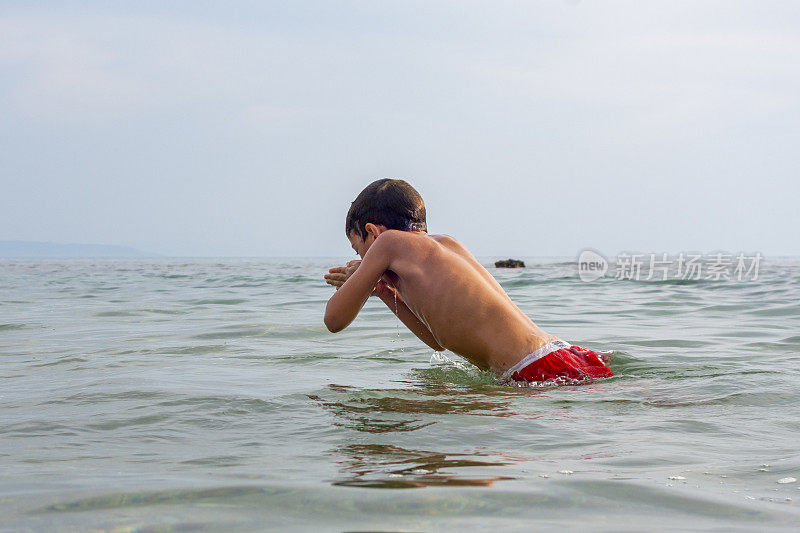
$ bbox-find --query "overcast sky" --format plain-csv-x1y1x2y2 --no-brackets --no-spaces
1,1,798,257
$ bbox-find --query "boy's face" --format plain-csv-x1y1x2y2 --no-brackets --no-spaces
347,231,370,259
347,224,382,258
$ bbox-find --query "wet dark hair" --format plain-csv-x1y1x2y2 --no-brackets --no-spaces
345,178,427,240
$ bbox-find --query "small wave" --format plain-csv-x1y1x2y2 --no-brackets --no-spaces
2,421,76,438
624,277,715,286
188,298,248,305
700,303,749,312
156,396,280,414
742,339,800,351
746,302,800,317
179,455,244,467
107,344,231,356
640,391,796,408
41,390,173,406
94,310,140,317
37,485,270,513
143,308,189,315
281,275,314,283
85,413,171,431
501,276,575,288
193,328,265,339
31,356,89,368
619,339,714,348
162,344,230,355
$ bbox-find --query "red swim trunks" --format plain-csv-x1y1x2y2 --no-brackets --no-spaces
501,339,613,384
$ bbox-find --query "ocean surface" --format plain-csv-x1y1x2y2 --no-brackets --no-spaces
2,256,799,531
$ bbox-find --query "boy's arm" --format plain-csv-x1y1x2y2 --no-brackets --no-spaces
324,233,394,333
375,284,444,351
324,257,444,350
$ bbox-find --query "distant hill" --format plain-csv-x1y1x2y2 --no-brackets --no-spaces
0,241,155,258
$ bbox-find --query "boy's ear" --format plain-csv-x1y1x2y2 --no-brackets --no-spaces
364,223,384,239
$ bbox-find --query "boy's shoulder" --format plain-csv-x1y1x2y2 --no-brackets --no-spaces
377,231,471,262
378,230,462,249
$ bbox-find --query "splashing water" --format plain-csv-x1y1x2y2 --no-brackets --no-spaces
391,290,404,352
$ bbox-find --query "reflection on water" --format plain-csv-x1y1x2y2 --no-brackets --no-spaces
331,444,514,488
310,382,522,488
308,382,516,434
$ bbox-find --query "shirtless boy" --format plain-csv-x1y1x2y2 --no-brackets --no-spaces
323,179,612,384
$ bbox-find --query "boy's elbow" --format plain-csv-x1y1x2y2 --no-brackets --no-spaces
324,308,345,333
325,317,344,333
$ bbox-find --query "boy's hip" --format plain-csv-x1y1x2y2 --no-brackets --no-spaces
501,339,612,384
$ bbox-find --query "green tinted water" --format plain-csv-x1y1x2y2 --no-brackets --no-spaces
2,258,799,531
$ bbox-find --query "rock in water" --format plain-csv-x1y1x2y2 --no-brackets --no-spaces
495,258,525,268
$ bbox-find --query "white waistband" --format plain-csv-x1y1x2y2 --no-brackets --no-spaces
500,339,571,381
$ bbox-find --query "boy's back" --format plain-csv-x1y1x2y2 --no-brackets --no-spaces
370,230,557,374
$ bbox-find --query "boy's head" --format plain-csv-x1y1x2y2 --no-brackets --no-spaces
345,179,427,253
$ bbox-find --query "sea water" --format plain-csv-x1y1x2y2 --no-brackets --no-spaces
1,257,799,531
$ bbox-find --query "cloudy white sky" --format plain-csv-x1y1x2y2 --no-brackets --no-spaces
1,1,798,257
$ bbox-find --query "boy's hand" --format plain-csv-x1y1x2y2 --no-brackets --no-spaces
372,275,395,298
325,260,361,290
325,261,393,297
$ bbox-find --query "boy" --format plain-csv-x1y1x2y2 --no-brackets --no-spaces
323,179,612,385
